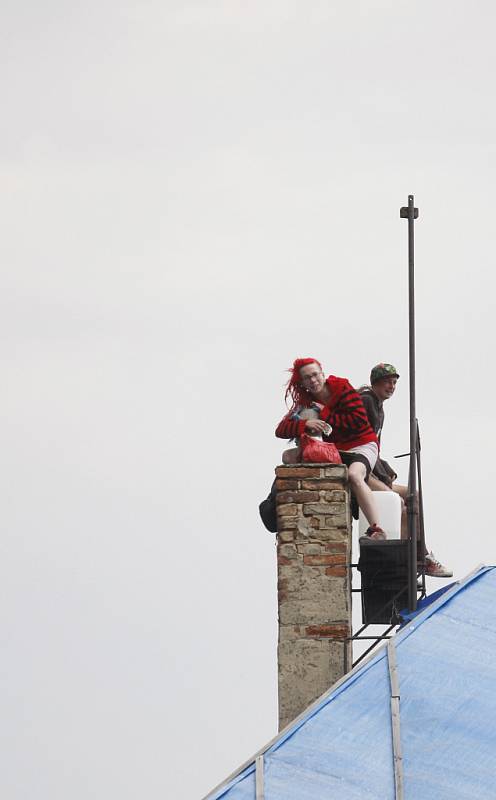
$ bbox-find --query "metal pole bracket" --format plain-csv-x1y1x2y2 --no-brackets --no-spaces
400,207,419,219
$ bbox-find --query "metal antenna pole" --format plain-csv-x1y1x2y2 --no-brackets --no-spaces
416,421,426,597
400,195,419,611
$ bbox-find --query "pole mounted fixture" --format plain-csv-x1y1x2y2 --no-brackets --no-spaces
400,195,419,612
399,205,419,220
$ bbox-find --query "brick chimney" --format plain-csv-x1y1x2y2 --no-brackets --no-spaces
275,463,352,730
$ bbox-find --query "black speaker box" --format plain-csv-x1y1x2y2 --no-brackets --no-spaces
358,539,410,625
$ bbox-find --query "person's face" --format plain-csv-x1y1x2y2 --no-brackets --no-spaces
299,362,326,395
373,375,398,401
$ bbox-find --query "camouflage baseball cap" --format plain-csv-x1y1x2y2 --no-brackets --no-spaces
370,363,400,384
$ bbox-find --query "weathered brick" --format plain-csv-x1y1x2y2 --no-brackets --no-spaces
324,465,348,478
278,555,293,566
324,514,348,528
302,502,336,516
278,517,298,530
277,490,319,504
278,563,302,581
278,585,289,602
308,526,348,543
301,480,343,491
278,625,302,642
279,597,348,625
324,542,347,553
305,624,350,639
303,554,346,566
279,544,297,558
325,566,347,577
277,503,298,516
299,479,319,489
303,543,322,555
294,516,320,538
275,466,322,478
323,490,347,503
278,529,295,543
276,478,300,491
330,554,347,565
320,503,344,515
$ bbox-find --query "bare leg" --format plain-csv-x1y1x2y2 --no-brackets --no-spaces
391,483,427,557
367,474,420,546
367,479,448,572
391,483,408,538
348,462,380,527
391,482,408,501
368,474,394,493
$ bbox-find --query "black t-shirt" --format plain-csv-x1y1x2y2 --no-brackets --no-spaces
359,387,397,486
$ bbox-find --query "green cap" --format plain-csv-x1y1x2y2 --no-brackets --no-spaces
370,363,400,384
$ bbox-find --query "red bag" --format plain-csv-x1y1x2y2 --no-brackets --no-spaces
300,434,342,464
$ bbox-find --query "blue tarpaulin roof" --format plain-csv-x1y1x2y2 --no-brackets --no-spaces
204,566,496,800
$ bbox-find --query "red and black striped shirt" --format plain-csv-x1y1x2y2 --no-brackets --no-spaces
275,375,378,451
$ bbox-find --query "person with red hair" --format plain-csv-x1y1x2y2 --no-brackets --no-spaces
275,358,385,539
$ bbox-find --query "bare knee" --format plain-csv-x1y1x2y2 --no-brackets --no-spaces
368,475,391,492
392,483,408,500
348,472,361,489
348,464,367,489
395,484,418,512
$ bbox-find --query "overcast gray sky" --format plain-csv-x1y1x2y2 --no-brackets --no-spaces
2,1,496,798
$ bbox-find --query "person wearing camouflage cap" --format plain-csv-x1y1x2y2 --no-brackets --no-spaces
359,366,399,491
370,363,400,386
359,363,452,578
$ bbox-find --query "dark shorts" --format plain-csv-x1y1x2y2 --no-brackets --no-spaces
339,451,372,481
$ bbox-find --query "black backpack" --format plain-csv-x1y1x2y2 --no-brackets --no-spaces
259,479,277,533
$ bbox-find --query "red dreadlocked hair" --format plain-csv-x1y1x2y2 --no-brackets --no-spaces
285,357,323,411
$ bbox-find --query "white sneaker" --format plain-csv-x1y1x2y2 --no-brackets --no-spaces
424,552,453,578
